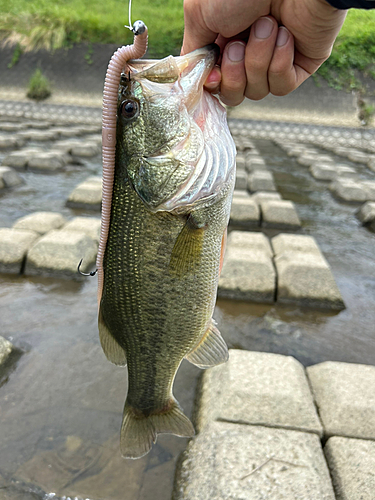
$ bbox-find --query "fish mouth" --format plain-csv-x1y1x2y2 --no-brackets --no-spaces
127,44,220,101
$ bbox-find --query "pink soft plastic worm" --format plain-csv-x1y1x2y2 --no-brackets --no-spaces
97,22,148,305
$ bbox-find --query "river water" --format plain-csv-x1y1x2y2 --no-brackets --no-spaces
0,133,374,499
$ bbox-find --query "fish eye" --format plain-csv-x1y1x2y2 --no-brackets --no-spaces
119,99,140,120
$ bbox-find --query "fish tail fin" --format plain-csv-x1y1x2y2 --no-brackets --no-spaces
120,399,195,459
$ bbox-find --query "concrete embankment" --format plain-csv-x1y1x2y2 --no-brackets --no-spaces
173,350,375,500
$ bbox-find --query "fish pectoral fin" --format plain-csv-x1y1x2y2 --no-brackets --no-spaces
120,400,195,459
98,309,127,367
186,320,229,369
169,214,205,278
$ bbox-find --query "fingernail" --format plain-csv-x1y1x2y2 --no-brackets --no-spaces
276,27,289,47
227,41,245,63
254,17,274,39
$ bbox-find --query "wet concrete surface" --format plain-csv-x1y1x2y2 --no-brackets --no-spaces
0,136,375,499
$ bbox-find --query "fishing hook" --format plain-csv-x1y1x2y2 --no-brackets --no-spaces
78,258,98,277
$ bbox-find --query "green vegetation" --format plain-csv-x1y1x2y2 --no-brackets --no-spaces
7,42,23,68
0,1,374,88
317,10,375,91
0,0,184,57
27,68,52,101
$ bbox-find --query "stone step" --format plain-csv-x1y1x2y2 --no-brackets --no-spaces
66,176,102,210
218,231,276,303
260,199,301,229
0,228,39,273
230,197,260,228
272,234,345,310
196,350,323,436
325,436,375,500
174,422,335,500
13,211,67,235
25,229,97,279
307,361,375,440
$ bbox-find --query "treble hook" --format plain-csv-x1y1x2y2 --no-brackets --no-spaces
78,258,98,277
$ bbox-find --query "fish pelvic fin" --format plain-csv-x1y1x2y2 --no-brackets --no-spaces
120,400,195,459
185,320,229,369
98,308,127,366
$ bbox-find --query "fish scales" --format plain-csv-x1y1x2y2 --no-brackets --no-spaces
98,43,236,458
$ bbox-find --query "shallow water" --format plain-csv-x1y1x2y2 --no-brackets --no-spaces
0,136,375,499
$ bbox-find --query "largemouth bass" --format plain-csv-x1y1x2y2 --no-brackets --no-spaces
98,40,236,459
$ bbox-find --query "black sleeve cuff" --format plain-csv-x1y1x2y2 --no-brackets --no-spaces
325,0,375,8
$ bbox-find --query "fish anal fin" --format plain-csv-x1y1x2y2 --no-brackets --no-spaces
98,309,127,366
121,400,195,459
169,214,206,278
186,320,229,369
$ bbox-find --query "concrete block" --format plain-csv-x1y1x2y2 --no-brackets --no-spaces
307,361,375,440
13,212,66,235
0,122,26,132
356,201,375,227
228,230,273,257
274,252,344,309
66,177,102,210
0,336,14,369
232,189,250,198
248,170,276,192
325,437,375,500
0,228,39,273
0,134,24,149
52,139,83,153
246,156,267,172
329,178,368,203
196,350,323,436
362,180,375,201
235,154,246,171
367,157,375,172
335,165,357,179
218,239,275,303
234,170,247,190
70,141,101,157
62,217,101,242
84,133,102,146
230,197,260,227
251,191,282,205
1,148,43,170
347,149,369,164
28,151,68,172
297,153,318,167
0,166,23,188
25,230,97,279
272,233,322,257
261,200,301,229
17,129,59,141
174,422,335,500
309,163,338,181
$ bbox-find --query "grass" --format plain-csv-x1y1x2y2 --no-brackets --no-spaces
0,1,374,88
27,68,51,100
0,0,184,57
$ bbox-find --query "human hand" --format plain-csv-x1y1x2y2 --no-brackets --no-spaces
181,0,347,106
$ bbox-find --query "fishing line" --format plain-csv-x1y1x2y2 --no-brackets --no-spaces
125,0,134,32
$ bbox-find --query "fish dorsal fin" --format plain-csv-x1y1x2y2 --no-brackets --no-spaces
186,320,229,369
98,309,127,366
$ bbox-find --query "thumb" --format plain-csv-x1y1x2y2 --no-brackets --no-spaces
181,0,217,55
